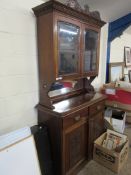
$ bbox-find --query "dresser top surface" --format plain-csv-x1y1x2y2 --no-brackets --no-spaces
52,93,107,115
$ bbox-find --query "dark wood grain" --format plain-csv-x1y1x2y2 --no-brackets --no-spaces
33,0,106,108
81,23,100,77
38,93,106,175
53,93,106,115
38,109,63,175
33,1,107,174
88,111,105,160
64,121,87,174
63,111,88,130
54,13,82,80
32,0,105,27
36,12,55,108
89,100,105,116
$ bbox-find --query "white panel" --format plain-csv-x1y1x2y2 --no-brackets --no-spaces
0,33,37,57
0,75,38,98
0,136,41,175
110,27,131,82
0,0,39,134
0,109,38,135
0,99,6,117
92,24,108,89
5,93,38,116
0,0,44,11
0,9,36,36
0,127,31,149
0,60,33,76
110,32,131,62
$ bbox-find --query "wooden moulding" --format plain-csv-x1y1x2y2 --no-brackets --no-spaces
32,0,105,27
32,0,106,109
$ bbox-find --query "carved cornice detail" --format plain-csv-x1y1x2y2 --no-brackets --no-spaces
32,1,105,27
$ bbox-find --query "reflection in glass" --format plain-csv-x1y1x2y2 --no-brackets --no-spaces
58,22,80,75
48,80,83,98
48,82,73,98
84,30,98,72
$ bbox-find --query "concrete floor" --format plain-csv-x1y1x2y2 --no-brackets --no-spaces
78,125,131,175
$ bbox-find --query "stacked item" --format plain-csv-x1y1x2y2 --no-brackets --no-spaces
93,129,129,173
101,82,131,112
104,108,126,133
102,130,127,151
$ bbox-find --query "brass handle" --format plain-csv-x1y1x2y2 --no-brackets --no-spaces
97,105,101,110
74,115,80,121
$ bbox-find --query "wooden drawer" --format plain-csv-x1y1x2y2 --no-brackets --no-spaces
89,100,105,116
63,108,88,130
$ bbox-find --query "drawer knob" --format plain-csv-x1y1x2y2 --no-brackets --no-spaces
74,116,80,121
97,106,101,110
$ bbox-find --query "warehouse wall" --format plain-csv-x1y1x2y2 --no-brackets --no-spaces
92,24,108,89
110,26,131,81
0,0,44,135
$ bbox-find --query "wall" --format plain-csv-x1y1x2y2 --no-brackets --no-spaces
110,26,131,81
0,0,108,135
92,24,108,89
0,0,44,135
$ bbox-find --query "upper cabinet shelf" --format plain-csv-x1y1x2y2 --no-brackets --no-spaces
82,25,100,76
32,0,105,107
55,16,100,79
33,0,105,81
57,18,81,78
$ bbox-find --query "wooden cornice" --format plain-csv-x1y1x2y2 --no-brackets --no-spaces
32,0,106,27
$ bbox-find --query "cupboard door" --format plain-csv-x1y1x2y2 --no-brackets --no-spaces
56,17,81,78
64,121,87,174
83,27,100,75
88,111,104,159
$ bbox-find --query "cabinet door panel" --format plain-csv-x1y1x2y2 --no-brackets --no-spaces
58,22,80,75
64,121,87,173
83,26,100,75
88,111,104,159
56,18,81,78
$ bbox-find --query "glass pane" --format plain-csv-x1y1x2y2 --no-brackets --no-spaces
59,51,78,74
84,30,98,72
58,22,80,75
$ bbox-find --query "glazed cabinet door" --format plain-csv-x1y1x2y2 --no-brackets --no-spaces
88,111,104,159
82,25,100,76
63,121,87,174
55,15,81,80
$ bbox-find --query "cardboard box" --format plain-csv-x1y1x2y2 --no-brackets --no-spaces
93,132,129,173
112,113,126,133
104,108,126,133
